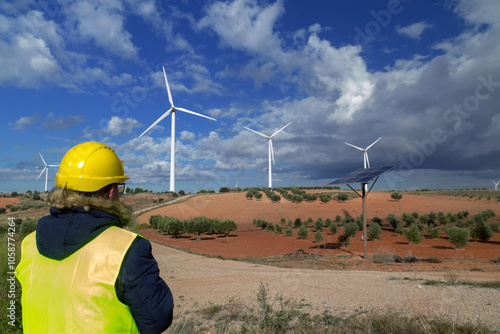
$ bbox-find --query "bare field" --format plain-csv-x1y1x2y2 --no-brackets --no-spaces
138,191,500,272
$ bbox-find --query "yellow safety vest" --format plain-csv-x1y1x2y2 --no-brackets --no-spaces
16,226,140,334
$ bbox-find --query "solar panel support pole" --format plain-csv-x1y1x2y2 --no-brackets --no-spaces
362,183,367,259
345,177,379,259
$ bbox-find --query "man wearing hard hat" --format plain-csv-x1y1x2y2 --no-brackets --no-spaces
16,142,174,333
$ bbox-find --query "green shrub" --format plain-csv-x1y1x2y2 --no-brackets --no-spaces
328,223,337,235
319,194,331,204
314,230,323,243
445,226,470,248
427,226,441,239
418,214,430,225
429,211,438,220
255,192,263,200
314,219,323,231
387,214,398,229
213,219,237,236
368,222,382,241
402,214,416,226
371,216,382,224
343,222,359,239
297,226,308,239
280,217,286,224
285,227,293,237
270,193,281,202
19,219,38,241
275,225,283,234
395,222,404,235
163,217,184,237
294,218,302,228
471,220,494,242
246,191,254,199
0,208,5,214
491,221,500,233
404,223,424,244
334,215,342,222
337,193,348,202
266,223,275,232
391,192,402,201
325,218,333,228
149,214,162,229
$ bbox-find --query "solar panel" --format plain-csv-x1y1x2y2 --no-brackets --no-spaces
328,165,396,185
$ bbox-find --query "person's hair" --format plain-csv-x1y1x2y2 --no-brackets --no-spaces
47,187,134,227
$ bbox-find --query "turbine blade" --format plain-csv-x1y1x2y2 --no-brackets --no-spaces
270,139,275,165
244,127,270,138
48,165,59,167
176,107,217,121
270,122,292,138
366,137,382,150
39,152,47,166
139,108,172,138
163,66,174,107
37,167,47,180
344,142,365,151
365,152,370,168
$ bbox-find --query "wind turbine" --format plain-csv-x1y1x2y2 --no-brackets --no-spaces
244,122,292,188
344,137,382,169
36,153,59,192
493,180,500,191
138,66,217,192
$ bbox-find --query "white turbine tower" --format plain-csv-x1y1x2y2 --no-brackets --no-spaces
493,180,500,191
139,67,217,192
36,153,59,192
244,122,292,188
344,137,382,169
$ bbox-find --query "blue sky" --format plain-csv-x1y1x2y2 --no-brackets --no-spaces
1,0,500,193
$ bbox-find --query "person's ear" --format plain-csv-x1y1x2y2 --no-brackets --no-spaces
108,184,119,201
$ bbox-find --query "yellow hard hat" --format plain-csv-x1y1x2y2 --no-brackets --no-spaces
56,141,130,192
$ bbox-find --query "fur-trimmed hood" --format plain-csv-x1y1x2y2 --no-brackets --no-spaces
48,188,134,227
35,188,136,260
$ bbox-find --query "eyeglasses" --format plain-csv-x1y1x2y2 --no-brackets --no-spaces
117,183,126,194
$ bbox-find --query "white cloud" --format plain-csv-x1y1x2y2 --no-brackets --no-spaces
8,113,43,131
180,131,195,140
105,116,143,136
455,0,500,26
0,11,64,88
395,21,432,40
198,0,285,57
64,0,138,60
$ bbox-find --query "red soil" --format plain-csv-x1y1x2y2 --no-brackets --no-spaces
138,192,500,272
0,198,21,208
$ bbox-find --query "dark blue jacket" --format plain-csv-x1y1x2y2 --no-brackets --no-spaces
35,206,174,334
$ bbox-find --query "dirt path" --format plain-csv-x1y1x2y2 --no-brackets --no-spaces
154,243,500,331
